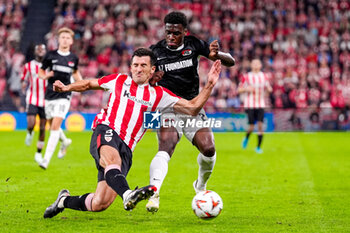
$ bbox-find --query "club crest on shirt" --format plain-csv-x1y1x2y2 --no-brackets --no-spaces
182,49,192,56
105,136,112,142
68,61,75,67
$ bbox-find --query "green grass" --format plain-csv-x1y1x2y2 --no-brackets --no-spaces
0,131,349,232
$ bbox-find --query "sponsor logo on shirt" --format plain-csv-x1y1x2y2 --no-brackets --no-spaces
104,129,113,142
68,61,75,67
182,49,192,56
158,58,193,72
105,136,112,142
52,65,73,74
123,90,152,106
52,60,58,63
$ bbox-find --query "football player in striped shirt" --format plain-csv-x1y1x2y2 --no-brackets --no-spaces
36,27,82,169
21,44,47,159
238,59,272,154
42,48,221,218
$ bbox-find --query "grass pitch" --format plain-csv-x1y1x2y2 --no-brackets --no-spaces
0,131,349,232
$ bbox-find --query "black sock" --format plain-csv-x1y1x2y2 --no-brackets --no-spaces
257,134,263,148
63,193,89,211
246,132,251,139
105,169,130,197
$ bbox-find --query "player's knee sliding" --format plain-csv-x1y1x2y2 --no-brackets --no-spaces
91,203,109,212
91,196,111,212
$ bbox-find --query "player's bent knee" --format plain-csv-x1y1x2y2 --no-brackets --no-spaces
159,132,178,144
159,137,177,147
202,146,216,157
92,203,109,212
91,197,112,212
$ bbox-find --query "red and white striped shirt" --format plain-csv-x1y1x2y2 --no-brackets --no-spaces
92,73,180,151
21,60,46,107
239,71,270,109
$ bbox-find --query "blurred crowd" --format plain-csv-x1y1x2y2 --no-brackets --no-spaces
1,0,350,113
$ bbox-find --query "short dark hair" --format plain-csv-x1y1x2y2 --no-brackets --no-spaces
131,48,157,66
164,11,188,28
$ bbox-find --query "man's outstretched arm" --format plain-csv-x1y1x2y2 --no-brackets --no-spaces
174,60,221,116
53,79,102,93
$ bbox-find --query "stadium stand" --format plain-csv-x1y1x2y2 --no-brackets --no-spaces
0,0,349,129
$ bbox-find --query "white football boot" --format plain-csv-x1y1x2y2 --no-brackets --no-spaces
57,138,72,159
25,132,34,146
34,153,48,170
34,152,43,164
146,193,160,213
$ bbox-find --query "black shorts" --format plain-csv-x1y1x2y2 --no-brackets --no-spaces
246,108,264,124
26,104,46,119
90,124,133,182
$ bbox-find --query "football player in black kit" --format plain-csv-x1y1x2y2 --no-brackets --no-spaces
146,11,235,212
36,27,82,169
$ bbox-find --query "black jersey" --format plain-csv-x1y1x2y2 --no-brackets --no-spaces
150,36,210,100
41,50,79,100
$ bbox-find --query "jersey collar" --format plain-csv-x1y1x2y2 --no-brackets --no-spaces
128,76,149,88
57,50,71,56
166,44,184,51
34,59,42,66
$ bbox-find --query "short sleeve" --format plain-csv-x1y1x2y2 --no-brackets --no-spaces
158,87,180,110
73,56,79,71
192,36,210,58
98,74,119,92
239,74,247,87
41,52,51,70
149,44,160,70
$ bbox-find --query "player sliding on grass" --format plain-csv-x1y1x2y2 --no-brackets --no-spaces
43,48,221,218
146,11,235,212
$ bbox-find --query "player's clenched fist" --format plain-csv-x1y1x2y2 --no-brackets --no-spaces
53,80,68,92
149,71,164,86
209,40,219,58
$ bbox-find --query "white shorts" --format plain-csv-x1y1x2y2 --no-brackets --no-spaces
161,108,213,143
45,98,71,119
